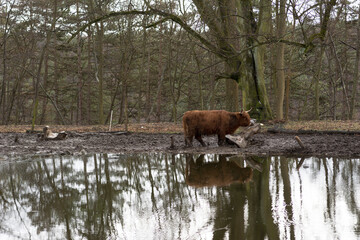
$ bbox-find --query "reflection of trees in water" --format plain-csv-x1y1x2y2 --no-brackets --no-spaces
0,155,359,239
209,156,360,240
0,153,196,239
185,155,279,239
272,157,360,240
244,156,280,240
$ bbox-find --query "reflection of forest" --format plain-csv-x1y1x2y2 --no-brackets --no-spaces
0,154,359,240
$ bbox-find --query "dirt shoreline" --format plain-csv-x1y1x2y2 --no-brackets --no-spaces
1,130,360,159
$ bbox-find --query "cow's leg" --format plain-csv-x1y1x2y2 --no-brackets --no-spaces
195,133,206,147
218,133,226,146
185,135,193,147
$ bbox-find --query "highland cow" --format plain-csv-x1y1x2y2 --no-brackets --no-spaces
182,110,251,147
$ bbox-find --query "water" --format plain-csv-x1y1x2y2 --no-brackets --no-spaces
0,153,359,240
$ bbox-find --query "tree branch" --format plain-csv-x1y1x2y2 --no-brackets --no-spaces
68,10,152,42
68,5,309,60
68,8,225,58
339,40,357,50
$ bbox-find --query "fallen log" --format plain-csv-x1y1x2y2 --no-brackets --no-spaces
226,123,261,148
226,135,247,148
242,124,261,139
67,131,128,137
268,128,360,135
41,126,67,140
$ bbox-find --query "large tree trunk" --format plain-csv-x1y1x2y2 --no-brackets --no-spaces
274,0,286,120
238,0,273,119
226,79,239,112
253,0,273,119
224,59,240,112
314,0,337,120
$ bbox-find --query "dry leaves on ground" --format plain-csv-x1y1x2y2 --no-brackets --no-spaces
1,120,360,133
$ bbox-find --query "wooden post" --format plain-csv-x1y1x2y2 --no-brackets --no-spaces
294,136,305,148
109,110,113,131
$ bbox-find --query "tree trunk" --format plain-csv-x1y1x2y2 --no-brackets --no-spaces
285,72,291,120
274,0,286,120
31,0,57,130
0,3,12,124
226,78,239,112
76,0,83,125
253,0,273,119
1,29,7,124
40,51,49,124
238,0,272,119
105,78,121,124
6,70,24,124
350,5,360,119
31,35,49,130
314,0,337,120
138,21,148,123
146,52,151,122
96,21,105,125
193,45,204,110
314,46,325,119
156,27,164,122
124,81,128,131
87,27,92,124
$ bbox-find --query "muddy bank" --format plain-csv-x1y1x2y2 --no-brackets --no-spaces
1,130,360,158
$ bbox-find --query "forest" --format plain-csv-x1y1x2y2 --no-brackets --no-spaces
0,0,359,126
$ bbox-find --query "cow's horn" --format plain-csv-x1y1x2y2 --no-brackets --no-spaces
245,108,252,113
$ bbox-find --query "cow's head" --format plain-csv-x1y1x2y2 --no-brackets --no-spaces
237,109,251,126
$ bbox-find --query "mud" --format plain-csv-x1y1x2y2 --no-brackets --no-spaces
0,131,360,159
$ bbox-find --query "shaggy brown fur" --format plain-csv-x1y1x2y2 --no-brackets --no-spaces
182,110,251,146
185,155,253,187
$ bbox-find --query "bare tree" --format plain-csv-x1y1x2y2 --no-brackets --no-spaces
350,4,360,119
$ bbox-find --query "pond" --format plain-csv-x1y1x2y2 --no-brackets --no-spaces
0,153,359,240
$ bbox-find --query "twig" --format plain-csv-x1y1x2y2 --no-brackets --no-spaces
295,136,305,149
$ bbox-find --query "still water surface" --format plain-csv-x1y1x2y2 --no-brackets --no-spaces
0,153,359,240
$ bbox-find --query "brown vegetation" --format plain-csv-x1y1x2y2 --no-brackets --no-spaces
1,120,360,134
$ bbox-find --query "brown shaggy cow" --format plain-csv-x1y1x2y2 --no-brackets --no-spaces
185,155,253,187
182,110,251,147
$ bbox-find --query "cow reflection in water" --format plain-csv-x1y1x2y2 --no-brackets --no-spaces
185,155,253,187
